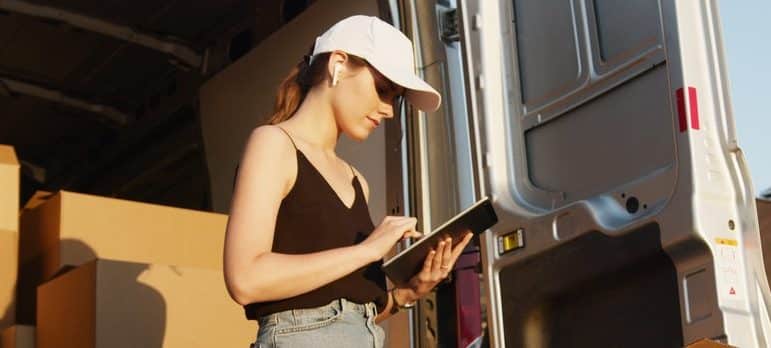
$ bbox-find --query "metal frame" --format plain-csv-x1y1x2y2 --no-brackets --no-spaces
0,75,132,126
0,0,203,69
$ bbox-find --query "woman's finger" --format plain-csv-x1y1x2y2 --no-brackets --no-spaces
431,240,445,274
398,219,418,232
421,249,436,274
402,230,423,240
390,219,415,239
447,232,474,266
440,237,453,272
450,233,473,259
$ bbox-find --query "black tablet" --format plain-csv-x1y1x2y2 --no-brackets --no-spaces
381,197,498,287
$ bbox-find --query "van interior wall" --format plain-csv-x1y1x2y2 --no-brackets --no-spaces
198,0,385,220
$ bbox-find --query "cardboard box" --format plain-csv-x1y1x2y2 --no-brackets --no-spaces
0,145,19,233
0,325,34,348
20,191,52,211
19,190,228,271
37,259,252,348
10,191,53,326
17,190,229,323
0,145,19,330
686,338,734,347
0,229,18,330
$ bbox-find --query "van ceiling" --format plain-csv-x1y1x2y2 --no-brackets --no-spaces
0,0,314,210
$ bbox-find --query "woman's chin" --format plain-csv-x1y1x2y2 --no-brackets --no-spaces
354,133,371,142
343,129,370,142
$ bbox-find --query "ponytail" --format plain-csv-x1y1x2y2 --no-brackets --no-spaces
268,65,304,125
268,52,329,124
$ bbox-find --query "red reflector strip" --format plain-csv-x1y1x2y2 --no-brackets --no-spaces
688,87,700,130
676,88,687,132
675,86,700,132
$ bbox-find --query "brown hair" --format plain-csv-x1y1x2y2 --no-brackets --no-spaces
268,52,368,125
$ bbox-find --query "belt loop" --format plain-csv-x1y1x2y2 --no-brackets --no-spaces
338,298,346,313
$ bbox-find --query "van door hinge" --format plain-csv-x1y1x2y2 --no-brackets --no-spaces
440,8,460,43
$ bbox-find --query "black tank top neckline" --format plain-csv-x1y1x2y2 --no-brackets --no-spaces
277,126,360,211
293,150,360,211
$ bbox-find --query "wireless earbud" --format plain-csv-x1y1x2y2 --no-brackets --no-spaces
332,63,341,87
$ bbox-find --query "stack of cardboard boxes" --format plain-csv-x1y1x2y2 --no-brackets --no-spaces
0,145,254,347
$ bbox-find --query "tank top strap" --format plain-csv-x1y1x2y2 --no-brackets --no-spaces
348,163,356,178
275,126,298,150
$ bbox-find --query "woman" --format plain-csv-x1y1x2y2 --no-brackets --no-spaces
223,15,473,347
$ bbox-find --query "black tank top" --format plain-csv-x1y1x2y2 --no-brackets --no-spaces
243,127,388,320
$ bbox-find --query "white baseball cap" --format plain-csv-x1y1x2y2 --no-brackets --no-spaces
311,15,442,112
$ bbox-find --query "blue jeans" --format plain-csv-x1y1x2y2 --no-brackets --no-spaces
251,298,385,348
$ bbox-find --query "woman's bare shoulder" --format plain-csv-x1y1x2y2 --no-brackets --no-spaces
243,125,296,160
238,124,298,193
247,124,292,147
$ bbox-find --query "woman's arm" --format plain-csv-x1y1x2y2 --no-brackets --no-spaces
230,247,375,305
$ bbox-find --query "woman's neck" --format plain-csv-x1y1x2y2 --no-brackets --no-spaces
282,89,340,154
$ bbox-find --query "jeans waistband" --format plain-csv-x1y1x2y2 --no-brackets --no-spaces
258,298,377,327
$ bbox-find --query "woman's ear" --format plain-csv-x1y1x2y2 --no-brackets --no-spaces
327,50,348,87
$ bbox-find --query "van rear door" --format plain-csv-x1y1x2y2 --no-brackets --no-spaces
457,0,771,347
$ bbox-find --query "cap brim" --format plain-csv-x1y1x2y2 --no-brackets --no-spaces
402,78,442,113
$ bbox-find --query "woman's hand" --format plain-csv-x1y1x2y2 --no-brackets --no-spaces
397,232,474,303
359,216,423,262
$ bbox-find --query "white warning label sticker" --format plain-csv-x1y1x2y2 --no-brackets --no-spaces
715,238,743,301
